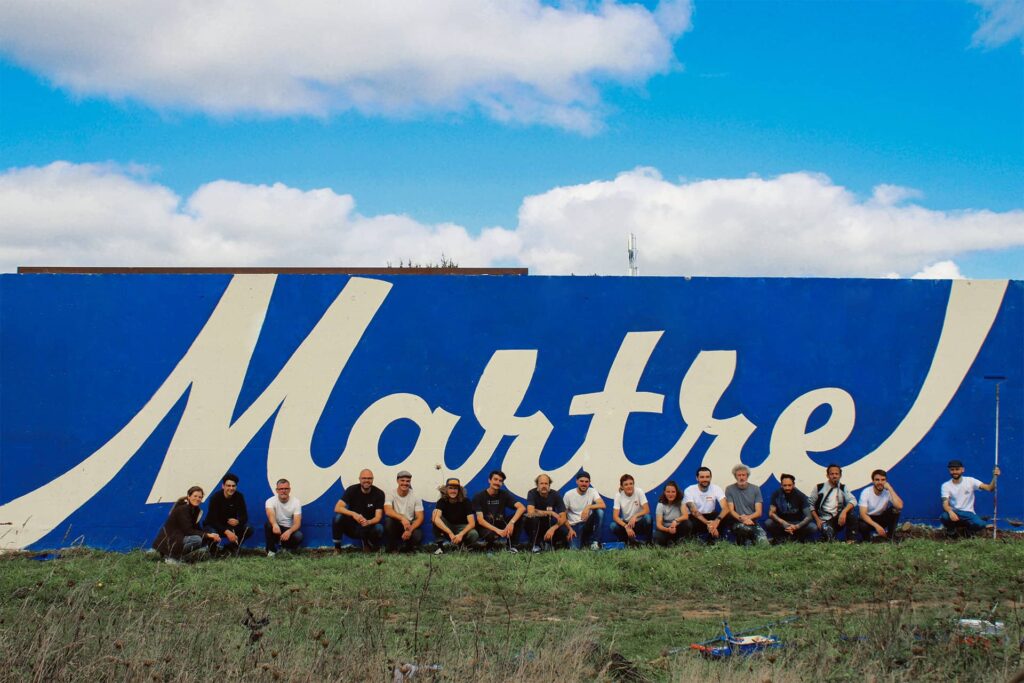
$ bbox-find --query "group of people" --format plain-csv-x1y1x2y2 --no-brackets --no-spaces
152,460,1002,562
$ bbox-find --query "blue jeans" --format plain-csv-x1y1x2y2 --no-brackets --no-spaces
264,522,304,552
569,509,604,548
611,514,652,544
941,508,986,535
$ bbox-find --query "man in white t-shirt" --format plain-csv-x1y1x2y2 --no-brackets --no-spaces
940,459,999,538
383,470,425,552
563,470,606,550
611,474,651,546
857,469,904,542
264,478,303,556
684,467,729,544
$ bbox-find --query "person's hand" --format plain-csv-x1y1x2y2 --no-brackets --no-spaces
224,529,238,544
627,517,637,529
272,524,282,536
883,482,893,493
402,518,412,531
354,513,367,525
580,509,590,522
280,529,292,541
207,533,221,543
838,511,848,526
993,466,1001,477
566,527,576,541
453,532,464,545
625,526,636,539
742,515,754,526
227,518,239,527
708,520,720,538
544,527,556,542
875,526,887,538
668,521,678,533
948,510,960,523
401,529,412,541
785,525,797,535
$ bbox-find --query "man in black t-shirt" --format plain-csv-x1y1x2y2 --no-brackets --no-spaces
432,478,480,554
204,472,253,555
332,469,385,552
472,469,526,551
764,474,818,543
525,473,569,551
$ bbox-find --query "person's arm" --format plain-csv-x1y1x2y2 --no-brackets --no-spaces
266,506,280,534
838,494,854,524
656,508,671,533
631,502,650,524
234,494,248,528
384,503,405,523
687,500,708,526
475,511,501,534
280,512,301,540
409,508,424,531
612,503,625,527
726,495,741,522
749,501,763,524
508,501,526,526
768,504,787,527
334,498,350,515
433,508,454,538
979,468,1000,492
810,488,823,526
885,484,904,511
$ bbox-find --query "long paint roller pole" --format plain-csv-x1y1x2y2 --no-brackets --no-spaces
984,375,1005,540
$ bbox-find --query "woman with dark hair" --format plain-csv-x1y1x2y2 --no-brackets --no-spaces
654,481,692,546
152,486,220,564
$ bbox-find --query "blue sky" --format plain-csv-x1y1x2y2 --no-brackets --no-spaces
0,0,1021,277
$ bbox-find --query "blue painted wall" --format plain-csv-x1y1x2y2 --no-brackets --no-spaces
0,274,1020,550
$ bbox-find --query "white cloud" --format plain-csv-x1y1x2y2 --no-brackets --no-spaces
0,0,690,132
970,0,1024,51
2,162,1022,278
512,168,1024,276
911,260,964,280
0,162,520,270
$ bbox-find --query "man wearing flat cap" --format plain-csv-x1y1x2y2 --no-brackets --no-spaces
383,470,424,552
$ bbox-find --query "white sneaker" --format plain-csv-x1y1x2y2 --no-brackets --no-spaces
589,541,600,551
507,546,519,554
531,545,542,553
164,557,182,565
266,551,276,558
434,547,444,555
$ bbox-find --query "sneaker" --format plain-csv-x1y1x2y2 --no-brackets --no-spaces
266,550,276,558
589,541,601,551
507,546,519,554
434,546,444,555
531,544,542,553
164,557,182,565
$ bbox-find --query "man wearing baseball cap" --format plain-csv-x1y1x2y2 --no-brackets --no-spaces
940,459,999,538
383,470,424,552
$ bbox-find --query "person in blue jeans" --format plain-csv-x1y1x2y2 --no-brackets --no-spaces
940,459,999,538
563,470,606,549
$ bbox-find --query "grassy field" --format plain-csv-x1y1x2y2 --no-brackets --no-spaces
1,540,1022,682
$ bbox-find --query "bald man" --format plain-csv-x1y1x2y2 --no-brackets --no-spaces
333,469,385,552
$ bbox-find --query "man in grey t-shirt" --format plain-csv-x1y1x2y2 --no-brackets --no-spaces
724,464,768,546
